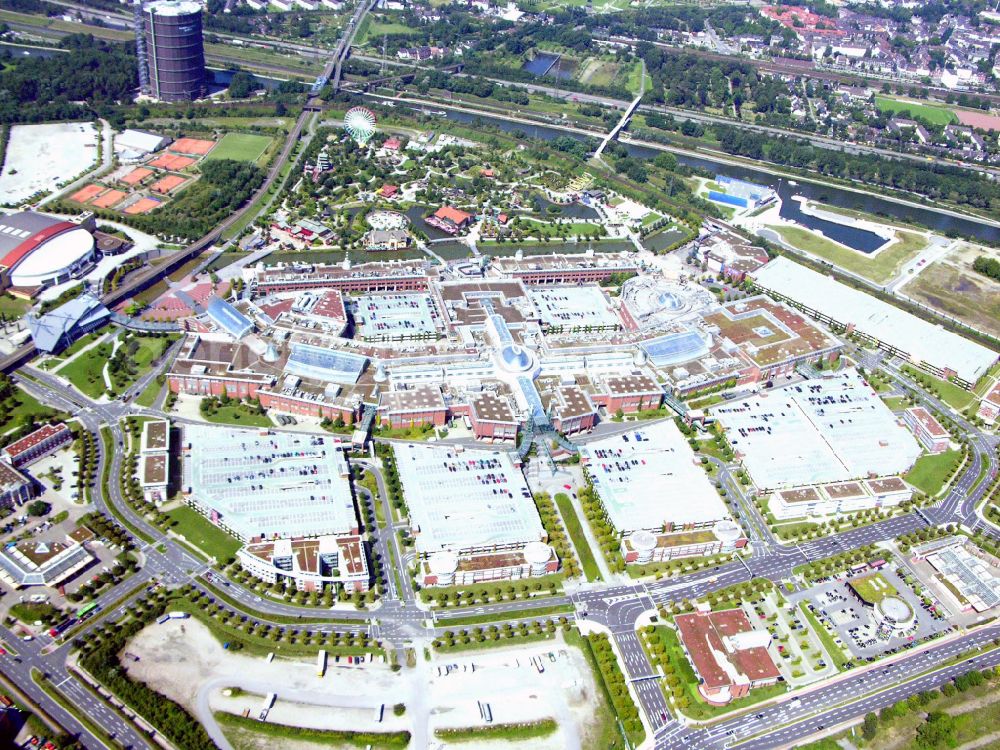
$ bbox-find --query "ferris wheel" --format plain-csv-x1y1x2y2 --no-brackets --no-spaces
344,106,377,145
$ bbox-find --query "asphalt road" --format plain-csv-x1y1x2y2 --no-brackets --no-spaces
4,341,998,750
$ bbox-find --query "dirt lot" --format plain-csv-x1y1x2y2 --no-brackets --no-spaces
125,618,602,750
908,242,1000,339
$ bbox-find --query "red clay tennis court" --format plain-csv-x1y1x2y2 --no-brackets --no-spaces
956,109,1000,132
148,154,196,170
120,167,153,186
124,197,162,214
150,174,187,193
91,189,127,209
70,184,105,203
169,138,215,155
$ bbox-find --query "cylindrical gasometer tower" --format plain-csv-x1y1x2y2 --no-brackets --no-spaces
142,0,205,102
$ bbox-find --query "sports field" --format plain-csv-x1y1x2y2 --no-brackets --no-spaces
204,133,272,163
875,96,957,125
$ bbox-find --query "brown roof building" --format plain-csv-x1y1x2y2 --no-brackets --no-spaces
675,608,781,705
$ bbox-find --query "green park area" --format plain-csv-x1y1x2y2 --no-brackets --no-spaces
0,380,60,435
904,449,962,496
554,493,601,582
166,505,241,561
901,365,976,411
875,96,958,125
205,133,273,163
766,224,927,283
57,333,175,399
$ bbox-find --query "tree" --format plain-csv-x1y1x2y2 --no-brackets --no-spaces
862,712,879,741
26,500,50,517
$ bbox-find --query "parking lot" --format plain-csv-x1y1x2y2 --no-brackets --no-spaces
749,592,837,686
791,569,950,661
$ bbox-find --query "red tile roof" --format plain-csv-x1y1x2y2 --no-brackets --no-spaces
434,206,473,226
675,609,780,691
3,422,70,460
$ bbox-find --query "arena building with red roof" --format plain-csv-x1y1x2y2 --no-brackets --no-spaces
0,211,97,293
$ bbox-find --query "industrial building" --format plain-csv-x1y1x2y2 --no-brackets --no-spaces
181,425,358,542
714,369,922,492
139,0,206,102
675,607,781,705
752,257,997,387
579,421,737,553
392,442,556,586
0,211,98,292
913,536,1000,613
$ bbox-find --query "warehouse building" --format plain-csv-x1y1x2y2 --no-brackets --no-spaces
752,257,997,387
714,369,921,492
181,425,358,542
393,442,556,586
579,420,737,558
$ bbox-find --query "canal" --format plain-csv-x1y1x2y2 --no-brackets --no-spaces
401,105,1000,246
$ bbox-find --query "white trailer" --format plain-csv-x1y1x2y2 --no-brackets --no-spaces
317,649,327,677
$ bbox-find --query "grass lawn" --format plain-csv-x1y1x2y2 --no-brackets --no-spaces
204,133,273,164
554,493,602,582
901,365,976,411
1,387,59,434
216,711,409,749
135,378,164,408
202,405,272,428
767,224,926,283
564,629,634,750
166,505,241,561
624,61,644,95
880,395,911,411
515,217,603,240
435,603,574,627
435,719,557,743
875,95,957,125
0,293,30,318
847,572,897,604
56,340,114,398
904,449,962,496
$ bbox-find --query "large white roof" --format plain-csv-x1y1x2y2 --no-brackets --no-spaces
753,257,996,383
10,227,94,286
183,425,355,541
713,368,922,491
393,442,545,555
579,420,730,534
